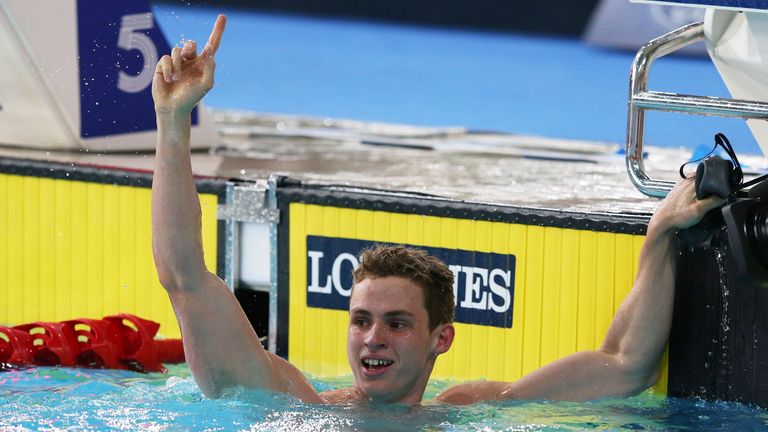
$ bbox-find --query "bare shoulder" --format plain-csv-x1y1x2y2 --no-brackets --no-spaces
320,387,365,404
435,381,512,405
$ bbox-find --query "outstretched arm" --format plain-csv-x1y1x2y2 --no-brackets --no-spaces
151,15,322,402
437,178,725,404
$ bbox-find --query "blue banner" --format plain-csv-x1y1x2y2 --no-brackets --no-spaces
634,0,768,9
76,0,197,139
306,236,516,328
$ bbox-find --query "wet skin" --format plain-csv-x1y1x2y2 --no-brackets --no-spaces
344,276,455,405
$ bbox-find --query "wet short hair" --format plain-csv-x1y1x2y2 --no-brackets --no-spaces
353,245,455,330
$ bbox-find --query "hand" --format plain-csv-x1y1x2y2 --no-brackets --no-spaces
649,177,726,234
152,14,226,115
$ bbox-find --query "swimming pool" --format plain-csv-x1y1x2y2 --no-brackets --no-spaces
1,364,766,431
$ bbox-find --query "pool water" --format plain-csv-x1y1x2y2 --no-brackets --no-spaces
1,365,767,431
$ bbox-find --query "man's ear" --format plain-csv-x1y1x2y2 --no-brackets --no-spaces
432,323,455,357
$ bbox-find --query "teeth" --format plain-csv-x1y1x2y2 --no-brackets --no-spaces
363,359,393,367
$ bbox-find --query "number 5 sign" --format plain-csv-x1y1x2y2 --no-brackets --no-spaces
0,0,216,150
116,13,159,94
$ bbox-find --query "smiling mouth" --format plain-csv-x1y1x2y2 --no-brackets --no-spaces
362,358,394,371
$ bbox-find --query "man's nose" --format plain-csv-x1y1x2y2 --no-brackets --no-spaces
364,322,388,350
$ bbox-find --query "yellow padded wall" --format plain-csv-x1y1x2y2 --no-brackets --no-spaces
288,203,665,392
0,173,219,338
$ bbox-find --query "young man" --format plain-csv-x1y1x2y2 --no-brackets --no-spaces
151,15,725,405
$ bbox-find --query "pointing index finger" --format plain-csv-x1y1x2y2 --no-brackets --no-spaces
203,14,227,57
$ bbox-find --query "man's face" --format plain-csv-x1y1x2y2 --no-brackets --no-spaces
347,276,453,404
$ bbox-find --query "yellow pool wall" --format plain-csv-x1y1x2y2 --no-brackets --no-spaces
0,172,219,339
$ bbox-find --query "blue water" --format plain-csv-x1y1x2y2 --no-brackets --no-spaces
1,365,766,431
151,5,760,155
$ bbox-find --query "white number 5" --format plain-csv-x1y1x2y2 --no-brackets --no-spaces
117,13,158,94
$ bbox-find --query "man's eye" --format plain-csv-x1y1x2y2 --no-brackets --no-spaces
352,318,369,327
390,321,408,330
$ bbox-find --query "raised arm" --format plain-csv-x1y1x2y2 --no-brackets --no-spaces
437,178,725,404
151,15,321,402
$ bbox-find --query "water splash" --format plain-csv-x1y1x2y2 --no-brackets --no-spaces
714,244,733,395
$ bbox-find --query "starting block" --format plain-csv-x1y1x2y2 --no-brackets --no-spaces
0,0,217,150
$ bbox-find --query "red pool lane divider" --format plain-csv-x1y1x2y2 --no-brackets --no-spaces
0,314,184,373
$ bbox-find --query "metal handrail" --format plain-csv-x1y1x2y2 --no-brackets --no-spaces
626,22,768,198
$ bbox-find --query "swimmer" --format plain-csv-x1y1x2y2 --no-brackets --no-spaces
151,14,726,405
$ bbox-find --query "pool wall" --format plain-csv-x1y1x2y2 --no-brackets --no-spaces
1,156,710,398
669,245,768,407
0,157,223,339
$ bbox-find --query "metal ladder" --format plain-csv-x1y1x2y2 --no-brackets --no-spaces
626,21,768,198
